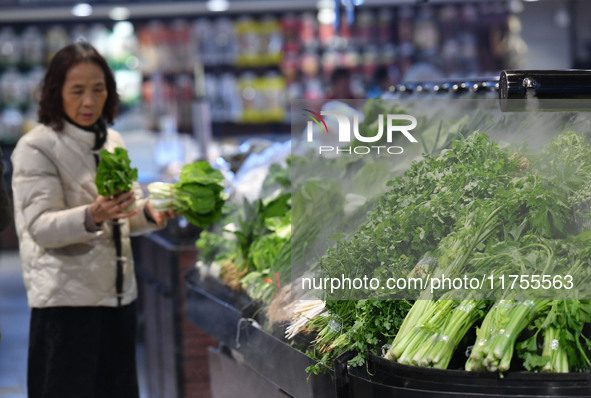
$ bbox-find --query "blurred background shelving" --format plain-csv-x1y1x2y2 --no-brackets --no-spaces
1,0,587,143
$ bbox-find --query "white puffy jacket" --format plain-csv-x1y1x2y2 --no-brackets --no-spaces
12,122,158,308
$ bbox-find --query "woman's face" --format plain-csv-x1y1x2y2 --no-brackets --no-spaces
61,62,108,127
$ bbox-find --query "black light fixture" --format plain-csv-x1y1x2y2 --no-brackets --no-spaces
499,69,591,111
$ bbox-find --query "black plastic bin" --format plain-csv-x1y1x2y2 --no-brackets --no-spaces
185,269,347,398
348,354,591,398
185,268,252,347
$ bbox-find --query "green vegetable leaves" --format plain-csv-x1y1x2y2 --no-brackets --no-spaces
319,132,520,300
148,161,226,230
179,161,224,186
95,147,138,196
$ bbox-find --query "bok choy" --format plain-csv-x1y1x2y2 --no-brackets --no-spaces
148,161,225,229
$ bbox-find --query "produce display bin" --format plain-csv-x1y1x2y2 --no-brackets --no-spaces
132,234,218,398
348,353,591,398
185,269,252,347
185,269,347,398
230,316,339,398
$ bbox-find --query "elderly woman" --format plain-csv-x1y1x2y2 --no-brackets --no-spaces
11,42,173,398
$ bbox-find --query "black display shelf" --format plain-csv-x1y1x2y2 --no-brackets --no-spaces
231,316,340,398
185,269,252,347
185,269,346,398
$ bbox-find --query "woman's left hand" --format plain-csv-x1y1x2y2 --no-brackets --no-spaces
145,201,175,227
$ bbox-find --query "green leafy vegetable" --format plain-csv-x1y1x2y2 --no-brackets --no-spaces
195,231,235,265
148,161,225,229
320,132,521,299
95,147,138,196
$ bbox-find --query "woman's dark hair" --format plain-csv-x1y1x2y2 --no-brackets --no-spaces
38,41,119,131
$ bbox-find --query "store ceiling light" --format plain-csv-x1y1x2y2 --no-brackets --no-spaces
317,0,336,24
113,21,134,36
206,0,230,12
109,6,131,21
317,8,336,24
341,0,365,6
71,3,93,17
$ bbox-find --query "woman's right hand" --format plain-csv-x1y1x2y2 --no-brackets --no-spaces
89,191,138,224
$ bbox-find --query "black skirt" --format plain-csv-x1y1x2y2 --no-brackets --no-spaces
27,303,139,398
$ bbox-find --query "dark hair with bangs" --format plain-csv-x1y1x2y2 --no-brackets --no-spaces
38,41,119,131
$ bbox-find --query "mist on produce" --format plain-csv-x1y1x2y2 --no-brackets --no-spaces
290,98,591,301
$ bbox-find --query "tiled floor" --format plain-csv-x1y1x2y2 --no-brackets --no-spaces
0,250,149,398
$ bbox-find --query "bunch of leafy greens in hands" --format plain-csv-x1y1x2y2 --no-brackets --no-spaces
95,147,138,196
148,161,225,229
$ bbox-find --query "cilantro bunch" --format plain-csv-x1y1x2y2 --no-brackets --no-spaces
95,147,138,196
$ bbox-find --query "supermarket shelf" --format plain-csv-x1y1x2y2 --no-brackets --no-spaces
0,0,515,23
0,1,310,22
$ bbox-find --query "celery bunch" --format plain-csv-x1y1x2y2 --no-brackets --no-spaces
517,300,591,373
466,300,553,372
385,298,488,369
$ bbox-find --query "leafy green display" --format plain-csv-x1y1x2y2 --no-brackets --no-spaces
194,99,591,376
192,158,295,303
300,130,591,375
381,131,591,373
195,231,235,265
319,132,521,299
195,152,393,305
194,102,501,373
305,299,412,375
95,147,138,196
235,193,292,303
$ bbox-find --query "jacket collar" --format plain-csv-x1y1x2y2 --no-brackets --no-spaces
62,121,100,151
